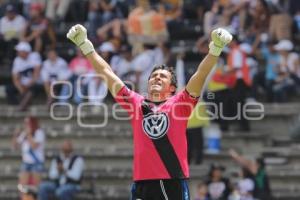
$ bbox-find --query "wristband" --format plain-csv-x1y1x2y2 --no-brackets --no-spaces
209,41,223,57
79,40,95,56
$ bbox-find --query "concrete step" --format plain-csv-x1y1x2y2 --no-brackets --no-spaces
0,130,269,153
0,102,298,119
0,182,299,200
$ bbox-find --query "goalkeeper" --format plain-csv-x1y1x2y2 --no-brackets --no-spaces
67,24,232,200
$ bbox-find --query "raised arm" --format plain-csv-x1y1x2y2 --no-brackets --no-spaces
186,28,232,97
66,24,125,97
229,149,258,175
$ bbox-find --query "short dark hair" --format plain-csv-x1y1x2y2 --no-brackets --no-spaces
148,64,177,94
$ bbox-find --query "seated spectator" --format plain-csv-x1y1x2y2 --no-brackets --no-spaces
237,168,255,200
5,42,42,111
38,140,85,200
45,0,73,21
21,3,56,53
205,164,231,200
229,149,272,200
41,49,72,107
88,41,115,104
97,18,128,42
110,44,135,84
273,40,299,102
132,43,163,95
203,1,224,36
11,116,45,200
252,38,280,102
157,0,183,22
88,0,125,40
248,0,270,35
269,8,293,41
194,182,210,200
0,4,26,64
67,48,94,104
293,9,300,43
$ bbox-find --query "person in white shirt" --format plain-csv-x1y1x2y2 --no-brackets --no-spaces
38,140,85,200
41,49,72,106
6,41,42,111
12,115,45,199
273,40,300,101
0,4,26,63
237,168,255,200
110,44,135,84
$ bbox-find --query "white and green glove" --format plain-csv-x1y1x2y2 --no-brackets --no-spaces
66,24,95,56
209,28,232,57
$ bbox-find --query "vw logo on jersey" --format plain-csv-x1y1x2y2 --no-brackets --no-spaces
142,112,169,139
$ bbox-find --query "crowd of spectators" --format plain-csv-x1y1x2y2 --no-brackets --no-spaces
0,0,299,111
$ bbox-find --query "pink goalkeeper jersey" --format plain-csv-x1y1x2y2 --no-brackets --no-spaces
115,86,198,181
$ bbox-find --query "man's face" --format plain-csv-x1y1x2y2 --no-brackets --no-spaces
148,69,175,97
62,141,73,156
47,50,57,61
212,169,222,180
6,11,16,20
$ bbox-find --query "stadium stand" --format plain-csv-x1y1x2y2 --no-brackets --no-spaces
0,103,299,199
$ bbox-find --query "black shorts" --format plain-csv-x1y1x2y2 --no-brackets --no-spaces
131,179,190,200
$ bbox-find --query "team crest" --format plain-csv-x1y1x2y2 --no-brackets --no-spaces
142,113,169,139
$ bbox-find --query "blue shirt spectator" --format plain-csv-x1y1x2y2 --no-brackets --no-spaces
261,43,280,81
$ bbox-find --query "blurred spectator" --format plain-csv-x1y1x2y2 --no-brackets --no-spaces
21,2,56,53
252,37,280,102
229,149,272,200
227,36,251,131
157,0,183,22
293,9,300,32
187,102,209,165
194,182,210,200
96,18,127,42
127,6,169,47
183,0,211,21
67,48,94,104
249,0,270,35
38,140,85,200
132,43,163,95
110,44,136,87
5,42,42,111
87,41,116,104
20,0,47,18
0,4,26,64
87,0,125,40
11,116,45,200
45,0,73,22
237,168,255,200
269,7,293,41
206,164,231,200
273,39,299,102
41,49,72,107
203,1,224,36
64,0,88,23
